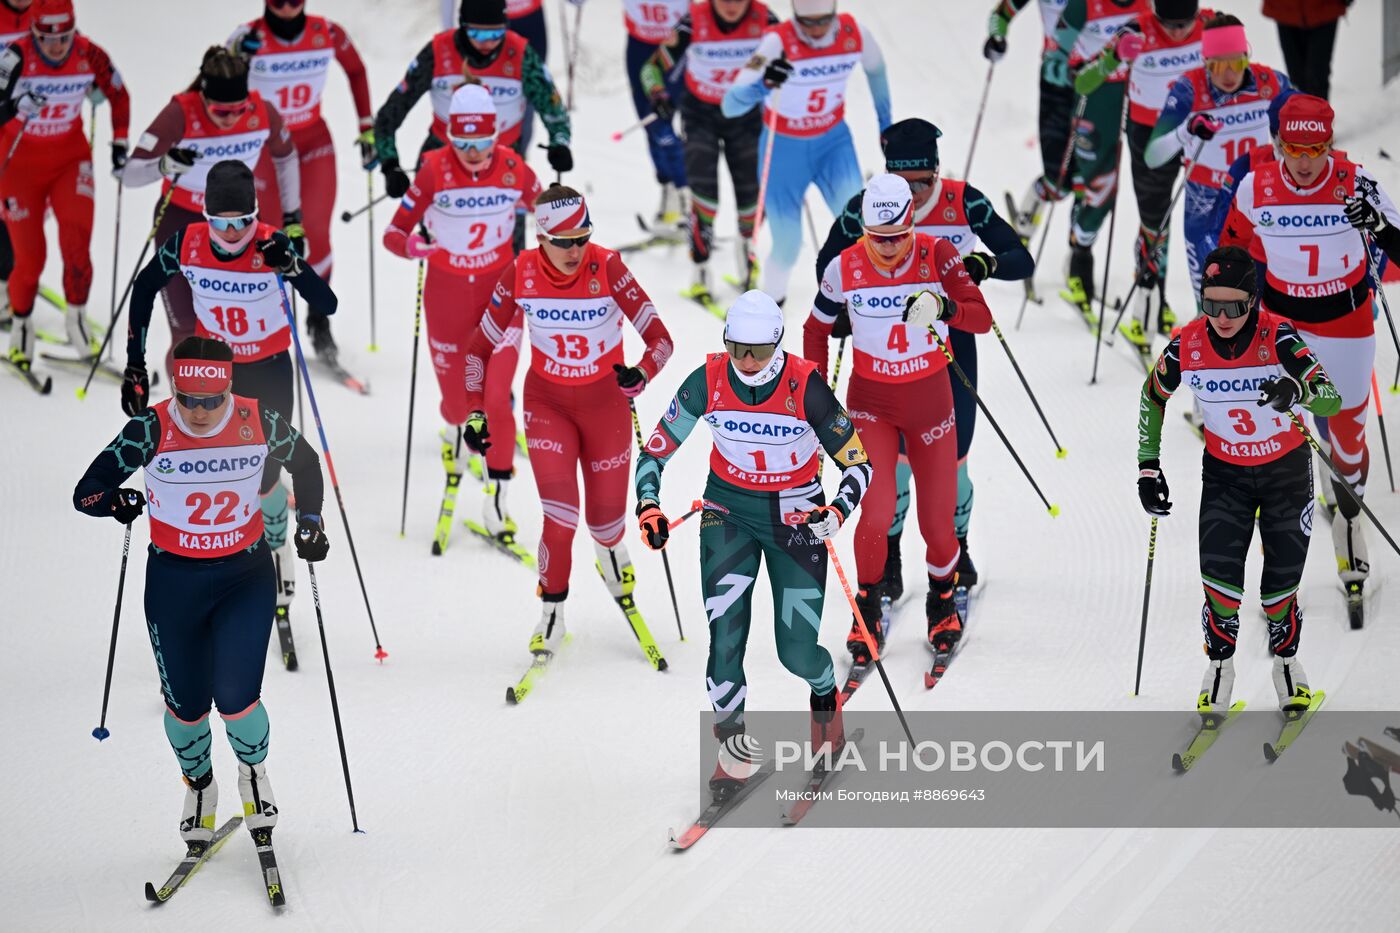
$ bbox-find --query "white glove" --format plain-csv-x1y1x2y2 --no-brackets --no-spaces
803,506,843,541
159,146,199,177
16,91,46,118
903,290,952,331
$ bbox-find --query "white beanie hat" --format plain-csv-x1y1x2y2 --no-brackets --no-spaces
724,290,785,345
792,0,837,16
448,83,497,139
862,173,914,229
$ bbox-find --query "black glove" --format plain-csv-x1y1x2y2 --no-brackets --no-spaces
763,57,793,88
963,251,997,284
650,90,675,122
381,157,411,199
1137,459,1172,516
462,410,492,454
281,210,307,258
121,366,149,416
547,144,573,174
1257,375,1302,413
294,515,330,562
110,141,128,174
256,236,300,276
613,362,647,397
110,488,146,525
983,35,1007,62
1344,195,1386,233
159,146,198,177
831,309,852,339
236,26,263,60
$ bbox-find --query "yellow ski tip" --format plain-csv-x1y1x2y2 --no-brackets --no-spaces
1048,504,1061,517
1056,447,1068,459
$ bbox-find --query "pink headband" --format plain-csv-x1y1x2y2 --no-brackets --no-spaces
1202,25,1247,60
535,194,591,236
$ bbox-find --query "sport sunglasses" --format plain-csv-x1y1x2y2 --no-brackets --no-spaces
1280,139,1330,159
176,391,229,411
545,231,592,249
207,100,251,120
864,229,912,245
204,211,258,232
724,340,777,361
451,136,494,153
1200,297,1251,319
795,14,835,28
467,27,508,42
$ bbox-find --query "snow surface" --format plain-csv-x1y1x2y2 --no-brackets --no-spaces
4,1,1398,930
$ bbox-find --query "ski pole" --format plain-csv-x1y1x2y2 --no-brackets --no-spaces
292,291,304,434
930,328,1060,516
366,173,379,351
400,260,425,538
610,112,657,142
1015,199,1054,331
564,0,583,112
1090,92,1131,386
990,317,1067,458
668,498,704,530
829,336,846,391
1133,516,1157,697
79,183,176,399
1017,95,1086,331
306,562,364,833
91,519,132,741
1288,412,1400,559
106,177,123,362
826,540,917,747
803,197,820,251
631,401,686,642
0,113,27,176
751,86,783,236
340,193,388,223
1373,370,1396,493
276,275,388,661
961,62,995,182
1359,228,1400,392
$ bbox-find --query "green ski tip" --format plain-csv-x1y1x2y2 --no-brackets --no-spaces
74,386,86,400
1048,504,1061,517
367,344,379,352
1055,447,1068,459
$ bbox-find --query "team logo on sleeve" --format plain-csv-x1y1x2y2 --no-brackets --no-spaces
664,398,679,422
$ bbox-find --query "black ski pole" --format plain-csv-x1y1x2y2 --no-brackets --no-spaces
1359,228,1400,392
1133,517,1158,697
292,291,304,434
106,177,123,362
79,184,176,399
961,62,995,182
1015,199,1054,331
1289,412,1400,559
1090,92,1130,386
400,260,425,538
929,328,1059,516
1374,371,1396,493
366,173,379,352
306,562,363,833
276,276,388,661
92,519,133,741
989,317,1067,458
631,401,685,641
1018,94,1085,331
340,192,388,223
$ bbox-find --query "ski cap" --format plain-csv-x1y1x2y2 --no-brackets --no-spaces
1152,0,1197,23
31,0,75,35
535,189,592,236
460,0,507,26
172,359,233,396
724,290,785,345
881,118,941,173
862,174,914,229
1200,245,1256,296
205,160,257,216
448,84,497,139
1277,94,1334,147
1267,88,1297,138
1201,23,1247,59
792,0,837,16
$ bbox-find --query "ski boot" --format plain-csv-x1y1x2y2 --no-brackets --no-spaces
179,770,219,845
810,688,846,758
1008,180,1046,242
482,472,518,539
736,237,759,291
847,585,884,663
64,302,96,356
956,535,978,589
594,540,637,601
1332,504,1370,628
655,182,684,228
1196,656,1236,717
307,313,337,361
1156,286,1178,337
1272,654,1313,714
683,263,724,317
530,592,567,656
8,312,34,369
1061,242,1098,331
710,726,762,803
271,538,298,670
237,761,279,831
0,280,10,331
881,531,904,602
926,579,962,653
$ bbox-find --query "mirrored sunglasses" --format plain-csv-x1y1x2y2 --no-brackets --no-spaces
176,392,229,411
546,232,592,249
208,101,251,120
864,229,911,245
451,136,494,153
724,340,777,361
1280,139,1330,159
1206,55,1249,72
467,27,508,42
1200,297,1251,319
204,212,258,232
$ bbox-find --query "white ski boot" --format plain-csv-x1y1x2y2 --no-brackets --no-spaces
482,475,517,537
64,302,94,355
1011,180,1044,241
594,540,636,601
736,237,758,290
1271,654,1313,713
0,279,11,329
1196,656,1236,716
272,539,295,609
237,761,279,831
179,771,219,844
1331,507,1370,585
530,597,567,656
656,182,684,227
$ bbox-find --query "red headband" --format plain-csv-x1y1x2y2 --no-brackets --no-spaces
536,195,592,235
172,358,232,395
449,111,496,138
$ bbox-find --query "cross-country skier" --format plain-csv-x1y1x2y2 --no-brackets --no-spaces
1076,0,1210,340
1220,93,1400,614
461,185,673,659
0,0,128,370
73,336,329,862
383,83,540,533
0,0,33,333
641,0,779,301
122,159,338,668
634,289,873,794
228,0,375,362
1049,0,1149,325
621,0,690,228
1136,245,1340,715
804,174,993,664
1143,13,1289,295
812,119,1032,598
373,0,571,200
722,0,892,305
985,0,1076,241
121,46,303,378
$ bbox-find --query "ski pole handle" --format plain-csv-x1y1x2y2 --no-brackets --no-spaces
611,113,658,142
342,193,388,223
